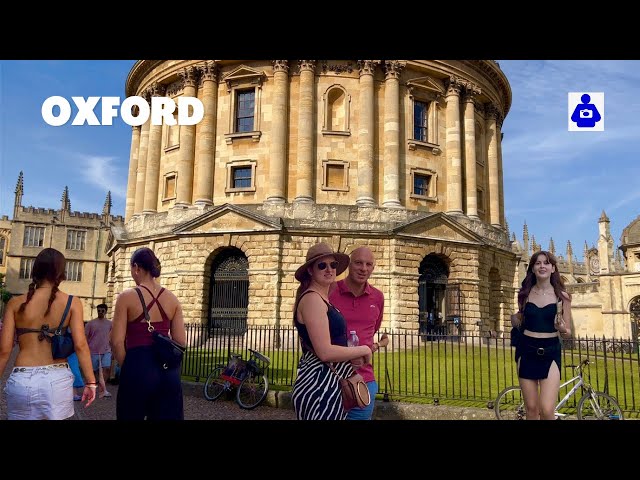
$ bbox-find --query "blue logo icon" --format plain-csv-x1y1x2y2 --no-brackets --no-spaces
568,92,604,131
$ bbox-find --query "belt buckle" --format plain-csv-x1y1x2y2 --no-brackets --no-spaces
536,347,545,356
13,367,27,373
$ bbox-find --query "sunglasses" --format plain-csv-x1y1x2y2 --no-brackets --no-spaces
316,261,339,271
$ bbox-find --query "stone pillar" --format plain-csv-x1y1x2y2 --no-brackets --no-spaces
125,124,141,221
194,61,218,206
356,60,379,206
266,60,289,204
463,86,480,218
134,112,150,215
382,60,405,209
295,60,316,204
486,104,500,227
445,77,463,214
175,66,198,208
143,83,166,214
497,118,505,227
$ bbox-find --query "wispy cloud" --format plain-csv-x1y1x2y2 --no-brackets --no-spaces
78,155,127,199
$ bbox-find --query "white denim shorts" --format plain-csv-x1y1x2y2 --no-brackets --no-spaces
3,363,75,420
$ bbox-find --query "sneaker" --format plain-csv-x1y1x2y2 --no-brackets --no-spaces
73,395,82,401
100,391,112,398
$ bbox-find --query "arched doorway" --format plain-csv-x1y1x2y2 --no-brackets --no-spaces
208,248,249,334
418,254,449,339
630,296,640,347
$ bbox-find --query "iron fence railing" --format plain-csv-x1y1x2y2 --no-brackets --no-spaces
180,324,640,416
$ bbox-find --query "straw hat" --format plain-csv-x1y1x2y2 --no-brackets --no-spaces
294,242,350,281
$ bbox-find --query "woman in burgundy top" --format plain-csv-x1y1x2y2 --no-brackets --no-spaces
111,247,186,420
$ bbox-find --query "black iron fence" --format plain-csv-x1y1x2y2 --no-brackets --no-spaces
181,324,640,416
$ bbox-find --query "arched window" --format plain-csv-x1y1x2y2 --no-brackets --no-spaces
0,235,5,265
322,85,351,135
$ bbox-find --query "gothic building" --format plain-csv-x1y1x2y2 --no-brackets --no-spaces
107,60,516,336
2,172,124,320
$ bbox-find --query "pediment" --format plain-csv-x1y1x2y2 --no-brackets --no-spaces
394,213,483,244
223,65,266,90
406,76,446,98
173,204,281,234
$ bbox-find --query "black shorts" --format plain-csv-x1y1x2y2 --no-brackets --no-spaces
515,336,561,380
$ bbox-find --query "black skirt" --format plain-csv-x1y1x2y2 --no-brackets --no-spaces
515,335,561,380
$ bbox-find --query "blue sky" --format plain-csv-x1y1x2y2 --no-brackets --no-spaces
1,60,638,261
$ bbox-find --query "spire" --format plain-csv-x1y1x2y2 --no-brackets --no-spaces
523,221,529,256
566,240,573,258
61,186,71,211
102,191,112,217
549,237,555,255
599,210,610,223
531,235,539,253
13,171,24,218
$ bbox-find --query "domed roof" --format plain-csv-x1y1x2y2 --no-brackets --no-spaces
621,215,640,246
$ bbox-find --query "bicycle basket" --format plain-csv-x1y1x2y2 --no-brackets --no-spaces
250,350,270,374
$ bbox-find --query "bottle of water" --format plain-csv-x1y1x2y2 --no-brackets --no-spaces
347,330,359,347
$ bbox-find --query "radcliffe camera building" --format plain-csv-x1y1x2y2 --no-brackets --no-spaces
107,59,517,336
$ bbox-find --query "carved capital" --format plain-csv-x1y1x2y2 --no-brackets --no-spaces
198,61,218,84
298,60,316,73
166,79,184,97
145,82,166,98
384,60,406,80
179,66,199,88
357,60,380,76
485,103,499,120
446,76,464,96
474,102,485,116
272,60,289,73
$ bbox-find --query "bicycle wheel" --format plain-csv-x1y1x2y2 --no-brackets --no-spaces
203,366,227,401
236,371,268,409
577,391,623,420
495,386,526,420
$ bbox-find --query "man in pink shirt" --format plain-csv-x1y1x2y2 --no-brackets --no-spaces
329,246,388,420
85,303,113,398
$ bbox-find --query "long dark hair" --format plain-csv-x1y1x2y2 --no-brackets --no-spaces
18,248,66,315
517,250,570,311
131,247,161,277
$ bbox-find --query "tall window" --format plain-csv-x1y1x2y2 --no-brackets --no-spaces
414,100,428,142
235,90,255,133
0,236,5,265
23,226,44,247
414,173,430,196
20,258,34,279
65,261,83,282
66,230,86,250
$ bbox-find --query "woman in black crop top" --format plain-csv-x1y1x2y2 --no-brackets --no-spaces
510,250,572,420
291,242,373,420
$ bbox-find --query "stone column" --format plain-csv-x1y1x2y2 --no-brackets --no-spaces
194,61,218,206
143,83,166,214
445,77,463,214
486,104,500,227
134,110,150,215
266,60,289,204
382,60,405,209
295,60,316,204
175,66,198,208
125,124,141,221
497,117,505,227
356,60,379,206
463,85,480,218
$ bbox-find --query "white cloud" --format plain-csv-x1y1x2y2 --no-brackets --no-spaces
78,155,127,199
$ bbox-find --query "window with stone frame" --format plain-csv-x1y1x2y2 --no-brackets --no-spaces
23,225,45,247
65,261,83,282
321,160,350,191
19,257,34,279
322,85,351,136
225,160,257,193
163,172,177,201
406,77,443,152
410,168,437,201
0,236,5,265
223,65,265,144
66,230,86,251
165,110,180,151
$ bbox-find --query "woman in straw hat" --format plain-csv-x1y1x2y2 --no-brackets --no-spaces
291,242,373,420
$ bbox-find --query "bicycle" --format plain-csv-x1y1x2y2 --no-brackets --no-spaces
203,348,270,409
494,359,623,420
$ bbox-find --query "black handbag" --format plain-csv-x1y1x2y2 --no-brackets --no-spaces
51,295,75,358
510,326,522,348
135,287,185,370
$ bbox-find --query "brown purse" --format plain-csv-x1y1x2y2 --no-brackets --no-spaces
327,363,371,411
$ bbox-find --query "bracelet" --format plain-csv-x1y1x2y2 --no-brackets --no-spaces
86,385,98,389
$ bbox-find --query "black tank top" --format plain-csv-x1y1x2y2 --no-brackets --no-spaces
523,301,558,333
294,290,348,352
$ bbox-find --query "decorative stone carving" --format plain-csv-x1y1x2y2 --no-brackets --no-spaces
357,60,380,76
179,66,199,88
298,60,316,73
384,60,406,79
198,61,218,84
321,61,354,74
144,82,166,98
165,79,184,97
272,60,289,73
446,76,464,96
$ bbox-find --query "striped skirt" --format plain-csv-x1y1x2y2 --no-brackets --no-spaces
292,351,353,420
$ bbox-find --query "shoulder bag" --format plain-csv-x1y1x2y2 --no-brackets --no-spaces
135,287,185,370
51,295,75,358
